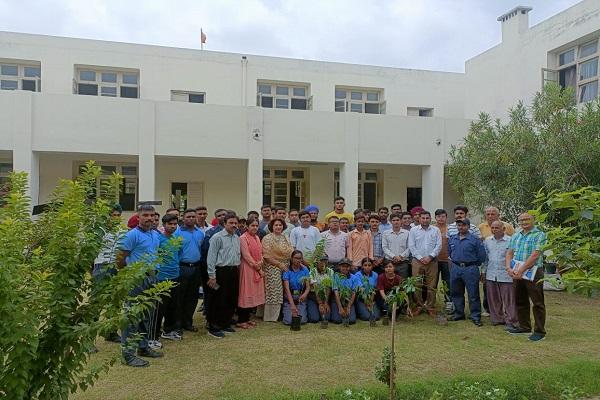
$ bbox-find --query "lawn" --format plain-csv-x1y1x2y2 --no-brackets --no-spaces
73,291,600,400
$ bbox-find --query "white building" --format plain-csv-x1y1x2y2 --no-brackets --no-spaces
1,1,599,217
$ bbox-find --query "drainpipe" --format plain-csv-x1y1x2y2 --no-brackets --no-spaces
241,56,248,106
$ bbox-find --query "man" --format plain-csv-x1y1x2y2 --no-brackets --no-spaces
390,203,402,215
195,205,213,233
92,204,125,343
200,209,228,321
321,215,348,271
410,207,424,227
408,211,442,316
434,209,452,307
258,205,272,231
447,205,481,238
117,204,163,367
290,210,322,255
369,215,385,272
347,214,372,271
448,218,487,326
305,204,325,232
483,221,517,330
339,217,350,233
178,209,205,333
157,214,184,341
152,212,161,230
479,206,515,239
382,213,411,278
505,213,547,341
206,213,241,339
324,196,354,225
288,209,300,227
157,208,180,233
400,211,413,231
378,207,392,232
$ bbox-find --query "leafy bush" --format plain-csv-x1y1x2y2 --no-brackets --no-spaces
0,163,171,400
374,346,395,387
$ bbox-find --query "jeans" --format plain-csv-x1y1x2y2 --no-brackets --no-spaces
282,297,308,325
356,298,381,321
307,292,331,322
450,264,481,321
121,275,158,356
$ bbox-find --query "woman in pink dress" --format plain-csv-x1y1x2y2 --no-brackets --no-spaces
237,218,265,329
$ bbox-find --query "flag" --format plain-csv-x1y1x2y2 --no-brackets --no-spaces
201,29,207,44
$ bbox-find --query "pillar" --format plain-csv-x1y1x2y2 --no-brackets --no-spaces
11,91,39,206
421,162,444,213
246,107,264,212
137,101,156,203
341,113,360,212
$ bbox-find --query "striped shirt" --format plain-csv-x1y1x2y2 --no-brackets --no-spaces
447,222,481,239
371,229,384,258
94,228,126,265
509,227,546,268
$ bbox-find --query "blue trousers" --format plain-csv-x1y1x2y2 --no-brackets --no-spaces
121,275,158,356
282,298,308,325
450,265,481,321
356,298,381,321
330,300,357,324
307,292,331,322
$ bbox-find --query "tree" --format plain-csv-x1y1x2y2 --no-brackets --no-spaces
0,162,171,400
530,186,600,296
447,83,600,223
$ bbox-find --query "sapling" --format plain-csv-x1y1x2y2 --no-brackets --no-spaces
359,276,377,326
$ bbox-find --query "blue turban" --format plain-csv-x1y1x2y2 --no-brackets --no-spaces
305,205,319,213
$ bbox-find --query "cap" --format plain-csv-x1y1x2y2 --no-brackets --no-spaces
319,254,329,261
338,258,352,266
305,204,319,213
456,218,471,226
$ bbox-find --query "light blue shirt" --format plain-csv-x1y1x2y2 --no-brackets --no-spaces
283,266,310,292
354,270,378,289
120,226,160,266
378,222,392,233
332,273,360,291
408,224,442,260
178,225,205,263
290,225,322,255
483,234,512,283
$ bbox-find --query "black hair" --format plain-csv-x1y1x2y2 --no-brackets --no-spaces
183,208,196,215
268,218,287,232
420,210,431,217
166,207,179,214
223,212,238,222
435,208,447,216
298,210,310,218
247,210,259,218
334,196,345,202
390,203,402,210
361,257,374,266
453,205,469,213
260,204,271,211
195,205,207,211
214,208,226,216
378,206,389,212
368,214,380,221
390,213,402,220
162,213,179,224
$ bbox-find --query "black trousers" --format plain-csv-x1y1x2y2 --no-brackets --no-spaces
154,277,183,337
514,269,546,335
179,263,202,329
206,266,239,331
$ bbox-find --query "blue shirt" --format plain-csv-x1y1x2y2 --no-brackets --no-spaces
378,222,392,233
120,226,160,266
448,232,487,265
283,265,310,292
157,232,181,281
178,225,205,263
354,270,378,289
201,224,224,262
332,272,360,291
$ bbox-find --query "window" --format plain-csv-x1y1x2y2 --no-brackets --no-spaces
74,67,139,99
407,107,434,117
0,61,41,92
333,170,379,210
262,168,306,210
0,162,12,186
334,87,385,114
77,163,138,211
549,37,600,103
257,82,310,110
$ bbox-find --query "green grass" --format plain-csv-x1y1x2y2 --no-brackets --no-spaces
73,291,600,400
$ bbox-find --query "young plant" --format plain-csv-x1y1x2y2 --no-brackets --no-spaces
359,276,377,323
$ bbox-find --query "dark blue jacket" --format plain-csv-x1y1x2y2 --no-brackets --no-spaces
448,232,487,265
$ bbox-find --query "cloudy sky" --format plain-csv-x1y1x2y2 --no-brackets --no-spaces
0,0,582,72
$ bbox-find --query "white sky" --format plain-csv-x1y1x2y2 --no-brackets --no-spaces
0,0,583,72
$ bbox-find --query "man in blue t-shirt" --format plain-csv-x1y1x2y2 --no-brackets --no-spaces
117,204,162,367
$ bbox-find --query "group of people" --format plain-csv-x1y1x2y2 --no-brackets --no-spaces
94,197,548,368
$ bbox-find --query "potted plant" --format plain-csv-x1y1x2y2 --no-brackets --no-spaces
337,283,353,327
313,273,333,328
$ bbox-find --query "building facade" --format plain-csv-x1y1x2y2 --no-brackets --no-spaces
1,1,599,217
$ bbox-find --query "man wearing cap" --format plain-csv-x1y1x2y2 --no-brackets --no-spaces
448,218,487,326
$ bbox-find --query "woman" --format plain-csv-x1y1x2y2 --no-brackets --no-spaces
261,218,294,322
237,218,265,329
282,250,310,325
376,259,404,317
330,258,359,324
355,257,380,321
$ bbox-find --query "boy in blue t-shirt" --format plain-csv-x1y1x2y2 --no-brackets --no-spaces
354,257,380,321
331,258,359,324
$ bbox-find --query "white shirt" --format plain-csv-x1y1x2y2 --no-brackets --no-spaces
382,228,411,260
290,225,322,255
408,225,442,260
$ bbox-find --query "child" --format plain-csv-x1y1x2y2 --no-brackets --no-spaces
330,258,359,324
282,250,310,325
307,254,334,323
376,260,404,317
355,257,380,321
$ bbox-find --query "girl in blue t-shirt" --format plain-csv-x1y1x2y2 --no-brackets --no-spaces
355,257,381,321
282,250,310,325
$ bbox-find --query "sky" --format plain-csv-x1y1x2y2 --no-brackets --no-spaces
0,0,583,72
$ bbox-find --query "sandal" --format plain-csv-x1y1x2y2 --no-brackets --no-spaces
247,321,257,327
236,322,250,329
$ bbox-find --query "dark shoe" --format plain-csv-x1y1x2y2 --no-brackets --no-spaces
508,327,531,335
528,333,546,342
223,327,236,334
123,355,149,368
504,324,517,331
449,316,466,322
137,348,164,358
471,319,483,327
491,321,505,326
183,325,199,332
208,330,225,339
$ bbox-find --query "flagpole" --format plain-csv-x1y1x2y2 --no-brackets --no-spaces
201,28,205,50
